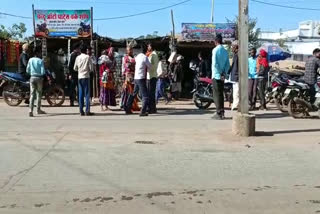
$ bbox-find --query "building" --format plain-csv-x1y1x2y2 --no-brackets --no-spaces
259,20,320,61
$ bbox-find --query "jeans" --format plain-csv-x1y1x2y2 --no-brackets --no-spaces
29,77,43,113
232,82,239,110
248,79,258,107
156,78,169,102
147,78,157,113
69,76,78,104
126,79,149,114
212,79,225,116
78,78,90,114
258,78,266,108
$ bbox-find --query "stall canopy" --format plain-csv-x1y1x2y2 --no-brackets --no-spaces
258,43,292,62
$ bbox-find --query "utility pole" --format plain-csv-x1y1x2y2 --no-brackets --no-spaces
211,0,214,23
232,0,256,137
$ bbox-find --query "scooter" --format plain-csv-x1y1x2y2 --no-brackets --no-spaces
78,22,91,35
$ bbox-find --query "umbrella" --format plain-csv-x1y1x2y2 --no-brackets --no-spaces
258,43,291,63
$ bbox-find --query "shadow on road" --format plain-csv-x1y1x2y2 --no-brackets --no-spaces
256,129,320,137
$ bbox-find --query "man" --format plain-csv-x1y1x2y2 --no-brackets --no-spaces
26,48,46,117
304,48,320,105
228,40,239,111
257,49,269,110
248,48,258,110
125,44,151,117
87,47,97,101
146,43,159,114
156,54,170,104
198,51,211,78
68,44,81,106
19,43,29,78
211,34,230,120
74,45,94,116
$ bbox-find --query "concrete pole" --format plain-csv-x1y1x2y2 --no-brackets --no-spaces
211,0,214,23
232,0,256,137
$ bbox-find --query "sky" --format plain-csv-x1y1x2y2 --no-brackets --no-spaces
0,0,320,39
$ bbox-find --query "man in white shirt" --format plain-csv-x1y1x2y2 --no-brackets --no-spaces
125,44,151,116
74,45,94,116
146,43,159,114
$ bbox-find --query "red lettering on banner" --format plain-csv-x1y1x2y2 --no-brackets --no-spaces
37,13,46,21
80,14,89,19
47,13,57,19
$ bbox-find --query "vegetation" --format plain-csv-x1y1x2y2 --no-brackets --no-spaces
0,23,27,40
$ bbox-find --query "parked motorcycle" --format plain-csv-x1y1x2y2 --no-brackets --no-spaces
37,23,49,36
0,70,65,107
191,76,233,110
286,77,320,118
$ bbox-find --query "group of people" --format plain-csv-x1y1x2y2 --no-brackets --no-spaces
210,34,270,120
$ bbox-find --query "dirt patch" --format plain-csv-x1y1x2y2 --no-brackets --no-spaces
121,196,133,201
309,200,320,204
100,197,113,202
73,198,80,202
92,197,102,201
81,198,91,203
134,194,141,197
0,206,6,208
197,201,203,204
34,203,44,208
315,186,320,188
10,204,16,208
134,141,156,145
146,192,173,199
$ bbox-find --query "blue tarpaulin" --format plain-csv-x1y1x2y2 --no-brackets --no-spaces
258,43,291,63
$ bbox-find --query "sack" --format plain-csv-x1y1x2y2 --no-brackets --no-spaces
101,71,108,84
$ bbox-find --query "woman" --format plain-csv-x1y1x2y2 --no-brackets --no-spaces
257,49,269,110
99,47,116,111
121,46,140,112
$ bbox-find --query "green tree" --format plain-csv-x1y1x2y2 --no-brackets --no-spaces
227,17,261,48
0,23,27,40
276,39,287,49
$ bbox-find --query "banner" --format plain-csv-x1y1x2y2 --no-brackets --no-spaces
34,10,92,38
181,23,236,41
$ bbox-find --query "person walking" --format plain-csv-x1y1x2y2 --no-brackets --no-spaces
146,43,159,114
303,48,320,105
156,54,170,104
257,49,269,110
248,48,258,110
211,34,230,120
74,45,94,116
26,48,46,117
228,40,239,111
98,47,117,111
68,44,81,106
125,44,151,117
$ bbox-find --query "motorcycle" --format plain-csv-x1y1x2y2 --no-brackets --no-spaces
191,76,233,110
286,77,320,118
37,23,49,36
78,22,91,36
0,70,65,107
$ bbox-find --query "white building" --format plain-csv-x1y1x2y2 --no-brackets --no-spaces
259,20,320,61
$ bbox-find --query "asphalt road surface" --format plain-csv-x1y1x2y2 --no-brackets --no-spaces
0,99,320,214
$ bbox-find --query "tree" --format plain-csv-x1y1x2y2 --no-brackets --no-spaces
0,23,27,40
227,17,261,48
276,39,287,49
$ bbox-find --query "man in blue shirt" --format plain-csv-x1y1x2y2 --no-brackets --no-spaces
26,48,46,117
211,34,230,120
248,48,258,110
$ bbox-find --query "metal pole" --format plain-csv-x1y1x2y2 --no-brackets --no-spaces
211,0,214,23
32,4,36,50
238,0,249,114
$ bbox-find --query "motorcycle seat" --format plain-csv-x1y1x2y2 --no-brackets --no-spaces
3,72,27,82
199,77,212,85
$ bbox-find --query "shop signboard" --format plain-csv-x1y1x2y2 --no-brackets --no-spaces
181,23,236,41
34,10,92,38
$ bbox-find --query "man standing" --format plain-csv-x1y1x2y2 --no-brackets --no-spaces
198,51,211,78
146,43,159,114
257,49,269,110
19,44,29,78
211,34,230,120
68,44,81,106
74,45,94,116
304,48,320,105
248,48,258,110
26,48,46,117
126,44,151,117
228,40,239,111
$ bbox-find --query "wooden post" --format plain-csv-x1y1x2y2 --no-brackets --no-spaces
238,0,249,114
232,0,256,137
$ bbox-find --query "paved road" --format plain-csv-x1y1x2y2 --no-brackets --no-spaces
0,99,320,214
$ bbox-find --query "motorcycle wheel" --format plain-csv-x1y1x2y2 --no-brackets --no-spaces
288,99,307,119
2,84,23,106
46,86,65,107
274,95,287,112
193,93,212,110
